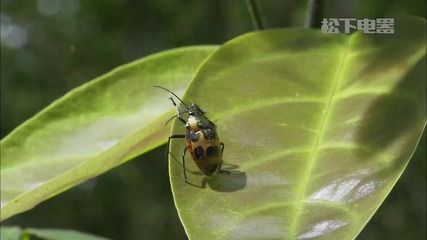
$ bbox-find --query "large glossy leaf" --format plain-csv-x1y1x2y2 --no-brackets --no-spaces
0,46,219,221
169,17,426,239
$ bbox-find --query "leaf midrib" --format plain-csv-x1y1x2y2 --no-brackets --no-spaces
288,37,352,239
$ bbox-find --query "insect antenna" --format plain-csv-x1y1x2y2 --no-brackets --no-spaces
153,85,189,110
164,115,177,126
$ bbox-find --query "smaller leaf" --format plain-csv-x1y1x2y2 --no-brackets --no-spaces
1,46,219,221
0,226,22,240
24,228,111,240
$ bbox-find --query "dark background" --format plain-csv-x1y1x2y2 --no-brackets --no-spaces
1,1,425,239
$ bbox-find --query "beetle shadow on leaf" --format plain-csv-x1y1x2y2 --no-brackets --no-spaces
204,163,247,192
169,153,247,191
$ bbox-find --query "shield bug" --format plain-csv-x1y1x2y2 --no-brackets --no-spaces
154,85,229,183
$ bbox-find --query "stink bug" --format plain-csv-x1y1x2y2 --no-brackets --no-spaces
154,85,229,183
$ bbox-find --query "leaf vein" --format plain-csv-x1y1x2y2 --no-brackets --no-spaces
288,38,353,239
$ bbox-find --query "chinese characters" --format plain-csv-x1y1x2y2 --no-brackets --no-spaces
321,18,394,34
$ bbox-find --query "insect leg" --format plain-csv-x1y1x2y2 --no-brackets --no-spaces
166,134,186,156
220,142,225,155
181,145,188,183
169,97,186,124
218,142,230,174
166,134,189,183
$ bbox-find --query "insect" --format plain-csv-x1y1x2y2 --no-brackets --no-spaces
154,85,229,183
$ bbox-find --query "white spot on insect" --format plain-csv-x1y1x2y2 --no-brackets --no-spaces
186,116,198,130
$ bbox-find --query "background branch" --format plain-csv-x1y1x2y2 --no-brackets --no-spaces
246,0,264,30
305,0,324,28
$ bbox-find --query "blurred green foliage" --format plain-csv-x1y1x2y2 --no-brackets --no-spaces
1,1,425,239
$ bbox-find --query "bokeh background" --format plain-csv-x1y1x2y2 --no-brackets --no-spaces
1,1,425,239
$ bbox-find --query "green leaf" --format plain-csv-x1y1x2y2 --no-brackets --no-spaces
24,228,111,240
0,227,110,240
169,17,426,239
0,46,218,221
1,226,22,240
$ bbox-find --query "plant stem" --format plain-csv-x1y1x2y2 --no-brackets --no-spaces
305,0,324,28
246,0,263,30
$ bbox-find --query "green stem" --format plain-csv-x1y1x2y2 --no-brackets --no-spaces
246,0,264,30
305,0,324,28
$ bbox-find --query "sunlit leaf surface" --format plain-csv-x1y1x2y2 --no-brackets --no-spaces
0,46,218,221
169,17,426,240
